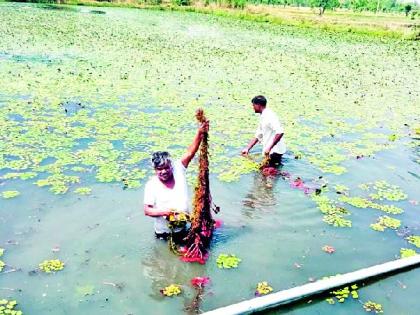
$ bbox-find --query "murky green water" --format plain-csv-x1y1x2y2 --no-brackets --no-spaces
0,2,419,314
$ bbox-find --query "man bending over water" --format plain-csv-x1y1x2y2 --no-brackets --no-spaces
242,95,286,167
143,121,209,241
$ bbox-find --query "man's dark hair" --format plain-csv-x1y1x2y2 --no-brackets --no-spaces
251,95,267,106
151,151,172,169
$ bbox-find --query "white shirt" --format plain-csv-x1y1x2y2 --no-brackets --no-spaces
143,160,189,234
255,107,286,155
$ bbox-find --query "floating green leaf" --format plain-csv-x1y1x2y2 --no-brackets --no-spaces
406,235,420,248
363,300,384,313
74,187,92,195
216,254,241,269
370,216,401,232
39,259,65,273
1,191,20,199
0,299,23,315
325,281,359,305
400,248,417,258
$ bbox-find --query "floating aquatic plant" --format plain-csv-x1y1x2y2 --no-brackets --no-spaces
160,284,181,297
339,196,403,215
400,248,417,258
216,254,241,269
0,2,418,200
1,191,20,199
74,187,92,195
326,284,359,304
363,301,383,313
35,174,79,194
365,180,407,201
0,299,23,315
38,259,65,273
312,194,352,228
370,216,401,232
255,282,273,296
323,214,352,227
406,235,420,248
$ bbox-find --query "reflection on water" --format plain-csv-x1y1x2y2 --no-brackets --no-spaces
241,171,281,219
141,241,190,302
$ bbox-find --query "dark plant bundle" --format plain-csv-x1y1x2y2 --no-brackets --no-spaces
181,108,214,264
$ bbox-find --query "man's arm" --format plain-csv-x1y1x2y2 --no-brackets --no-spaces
264,133,284,156
181,121,209,169
241,138,259,155
144,204,171,217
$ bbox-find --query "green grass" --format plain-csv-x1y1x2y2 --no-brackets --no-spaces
13,0,418,39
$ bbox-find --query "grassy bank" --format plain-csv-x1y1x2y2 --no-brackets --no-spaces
7,0,420,39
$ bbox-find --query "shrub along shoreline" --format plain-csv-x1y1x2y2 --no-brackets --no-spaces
4,0,420,39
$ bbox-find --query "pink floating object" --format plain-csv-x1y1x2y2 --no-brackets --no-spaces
191,276,210,288
322,245,335,254
214,219,223,228
180,256,208,264
262,167,279,177
291,177,305,188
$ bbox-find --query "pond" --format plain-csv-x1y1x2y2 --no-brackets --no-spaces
0,2,419,314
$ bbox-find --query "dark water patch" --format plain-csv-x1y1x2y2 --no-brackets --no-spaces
39,157,57,166
72,138,95,150
70,121,86,128
61,100,85,116
11,54,55,64
7,113,25,122
139,107,177,114
89,10,106,15
0,52,10,60
212,223,251,246
111,140,125,151
38,4,79,13
4,155,21,162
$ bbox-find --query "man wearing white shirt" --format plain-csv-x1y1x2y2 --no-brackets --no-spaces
143,121,209,241
241,95,286,167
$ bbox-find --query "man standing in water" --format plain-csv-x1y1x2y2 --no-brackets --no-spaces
143,121,209,241
241,95,286,167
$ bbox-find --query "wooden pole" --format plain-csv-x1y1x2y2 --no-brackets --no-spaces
202,255,420,315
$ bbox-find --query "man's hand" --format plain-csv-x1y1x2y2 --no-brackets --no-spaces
181,120,209,168
242,138,259,156
198,120,209,135
144,204,172,217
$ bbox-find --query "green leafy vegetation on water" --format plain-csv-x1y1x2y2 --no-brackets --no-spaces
1,191,20,199
216,254,242,268
400,248,417,258
38,259,65,273
370,215,401,231
0,2,419,314
363,300,384,313
0,2,418,200
0,300,23,315
8,0,419,39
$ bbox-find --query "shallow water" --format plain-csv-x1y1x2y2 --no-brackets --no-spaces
0,2,419,315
